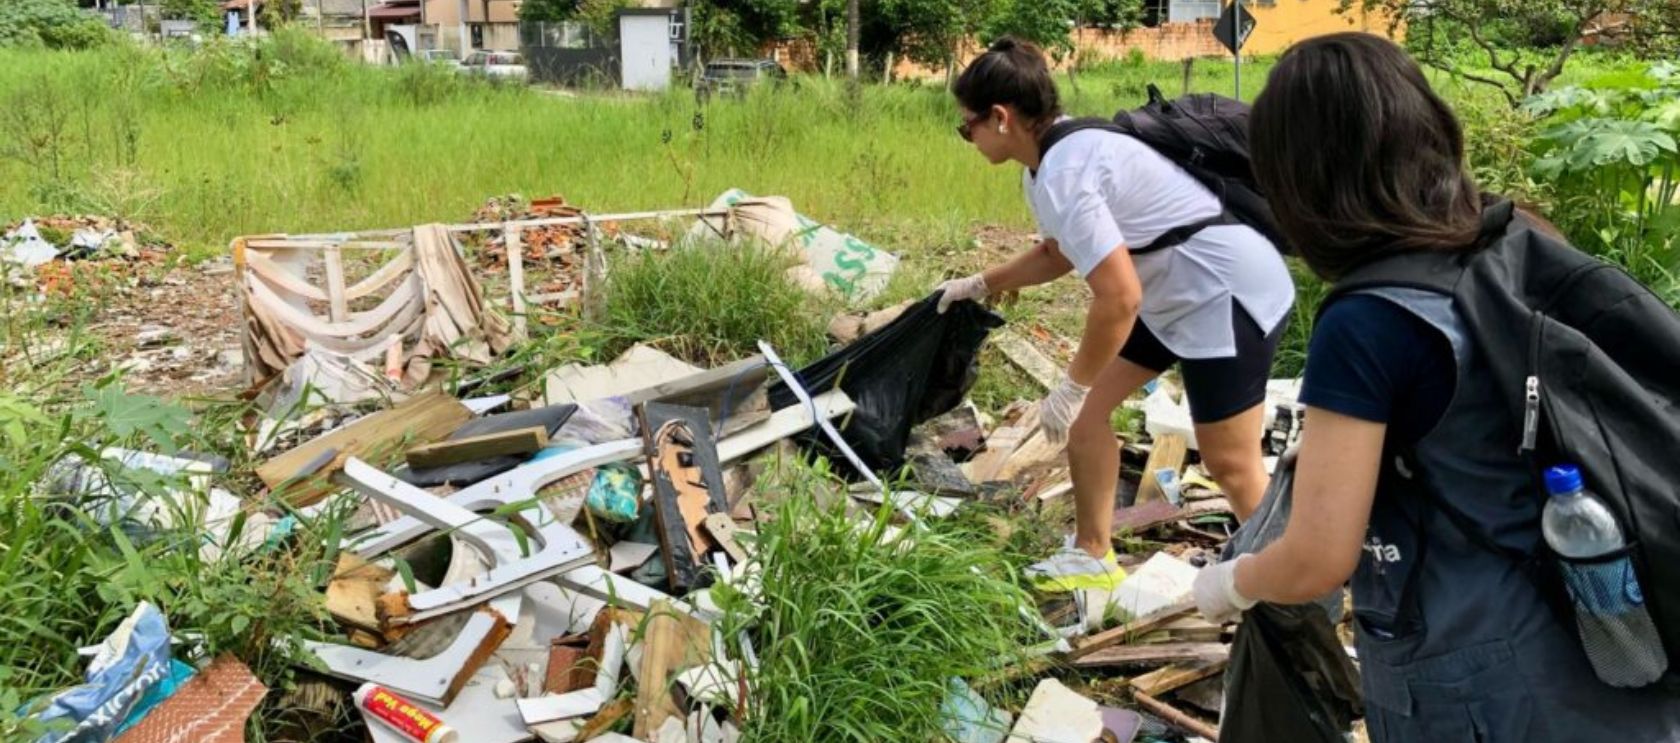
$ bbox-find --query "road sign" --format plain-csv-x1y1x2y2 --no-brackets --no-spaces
1213,1,1257,56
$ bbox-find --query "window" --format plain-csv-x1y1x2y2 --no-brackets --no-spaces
1168,0,1221,22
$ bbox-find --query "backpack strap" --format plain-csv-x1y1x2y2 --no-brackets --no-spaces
1324,199,1518,313
1034,115,1241,255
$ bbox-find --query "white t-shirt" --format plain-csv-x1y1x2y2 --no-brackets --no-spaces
1024,128,1295,359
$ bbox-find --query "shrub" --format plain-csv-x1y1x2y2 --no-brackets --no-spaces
0,0,112,50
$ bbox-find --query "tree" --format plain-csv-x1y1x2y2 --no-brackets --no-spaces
688,0,802,59
0,0,112,48
160,0,221,24
1342,0,1680,107
517,0,579,22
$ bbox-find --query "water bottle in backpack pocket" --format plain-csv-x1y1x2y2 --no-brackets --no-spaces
1542,464,1667,688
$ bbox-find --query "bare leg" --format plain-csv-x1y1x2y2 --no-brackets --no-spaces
1067,357,1161,558
1193,403,1270,521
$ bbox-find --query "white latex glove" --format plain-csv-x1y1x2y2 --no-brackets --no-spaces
1193,553,1258,624
1036,375,1091,447
935,273,989,314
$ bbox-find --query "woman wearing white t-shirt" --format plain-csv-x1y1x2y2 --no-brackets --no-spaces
937,37,1295,592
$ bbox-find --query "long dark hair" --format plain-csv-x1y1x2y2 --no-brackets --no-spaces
952,37,1062,133
1250,33,1483,281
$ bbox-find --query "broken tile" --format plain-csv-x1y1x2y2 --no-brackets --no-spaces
1007,678,1103,743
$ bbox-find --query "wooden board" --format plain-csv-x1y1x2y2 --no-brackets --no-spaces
1072,642,1228,669
404,426,548,469
1128,660,1228,697
1068,601,1197,660
1136,434,1188,505
257,391,471,506
994,330,1062,390
1112,499,1186,536
642,403,729,594
324,553,394,634
632,600,714,739
1132,691,1218,741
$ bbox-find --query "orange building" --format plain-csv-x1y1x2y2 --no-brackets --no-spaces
878,0,1401,80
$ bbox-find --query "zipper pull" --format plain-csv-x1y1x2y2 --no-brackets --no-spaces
1520,375,1541,453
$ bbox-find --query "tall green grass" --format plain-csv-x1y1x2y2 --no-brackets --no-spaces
597,239,836,366
715,458,1041,742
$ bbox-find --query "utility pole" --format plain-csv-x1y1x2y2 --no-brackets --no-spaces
845,0,859,80
1232,0,1242,100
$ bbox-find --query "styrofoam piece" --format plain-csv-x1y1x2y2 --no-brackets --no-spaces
1109,553,1199,622
1007,678,1103,743
1142,386,1198,450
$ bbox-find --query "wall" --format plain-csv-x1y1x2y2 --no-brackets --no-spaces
859,0,1402,79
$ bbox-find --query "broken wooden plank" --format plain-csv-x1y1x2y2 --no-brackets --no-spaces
404,426,548,470
642,403,729,594
505,222,528,341
1112,499,1185,536
1135,433,1188,505
994,330,1061,390
1128,660,1228,697
258,391,471,506
325,553,394,635
632,600,713,739
1068,601,1197,660
1072,642,1228,670
323,246,349,322
1131,691,1219,741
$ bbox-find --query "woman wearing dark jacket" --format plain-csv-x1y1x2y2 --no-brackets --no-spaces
1190,32,1680,740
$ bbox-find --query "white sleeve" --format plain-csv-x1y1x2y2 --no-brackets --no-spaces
1036,170,1125,277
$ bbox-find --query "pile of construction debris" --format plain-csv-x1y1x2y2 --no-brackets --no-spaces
15,192,1357,743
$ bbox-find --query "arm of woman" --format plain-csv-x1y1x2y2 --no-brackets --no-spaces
981,238,1075,294
1235,407,1385,602
1066,246,1142,385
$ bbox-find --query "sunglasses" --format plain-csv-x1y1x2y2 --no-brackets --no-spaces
956,110,991,142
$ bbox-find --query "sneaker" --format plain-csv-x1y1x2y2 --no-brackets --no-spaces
1025,546,1127,593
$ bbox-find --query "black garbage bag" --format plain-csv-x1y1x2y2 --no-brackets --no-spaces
768,293,1003,471
1221,602,1364,743
1219,451,1362,742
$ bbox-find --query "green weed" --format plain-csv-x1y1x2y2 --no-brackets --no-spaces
597,239,835,367
717,458,1040,742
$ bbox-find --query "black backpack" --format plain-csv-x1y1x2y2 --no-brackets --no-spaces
1037,83,1290,254
1330,199,1680,681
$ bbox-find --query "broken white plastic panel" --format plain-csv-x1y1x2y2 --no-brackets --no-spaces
302,594,518,706
349,438,641,556
556,565,703,619
341,457,598,622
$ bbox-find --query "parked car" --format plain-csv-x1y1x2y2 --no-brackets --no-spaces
458,50,529,82
696,58,787,99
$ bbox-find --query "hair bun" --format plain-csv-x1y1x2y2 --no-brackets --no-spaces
989,37,1019,53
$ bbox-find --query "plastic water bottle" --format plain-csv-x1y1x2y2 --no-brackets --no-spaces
1541,464,1666,687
